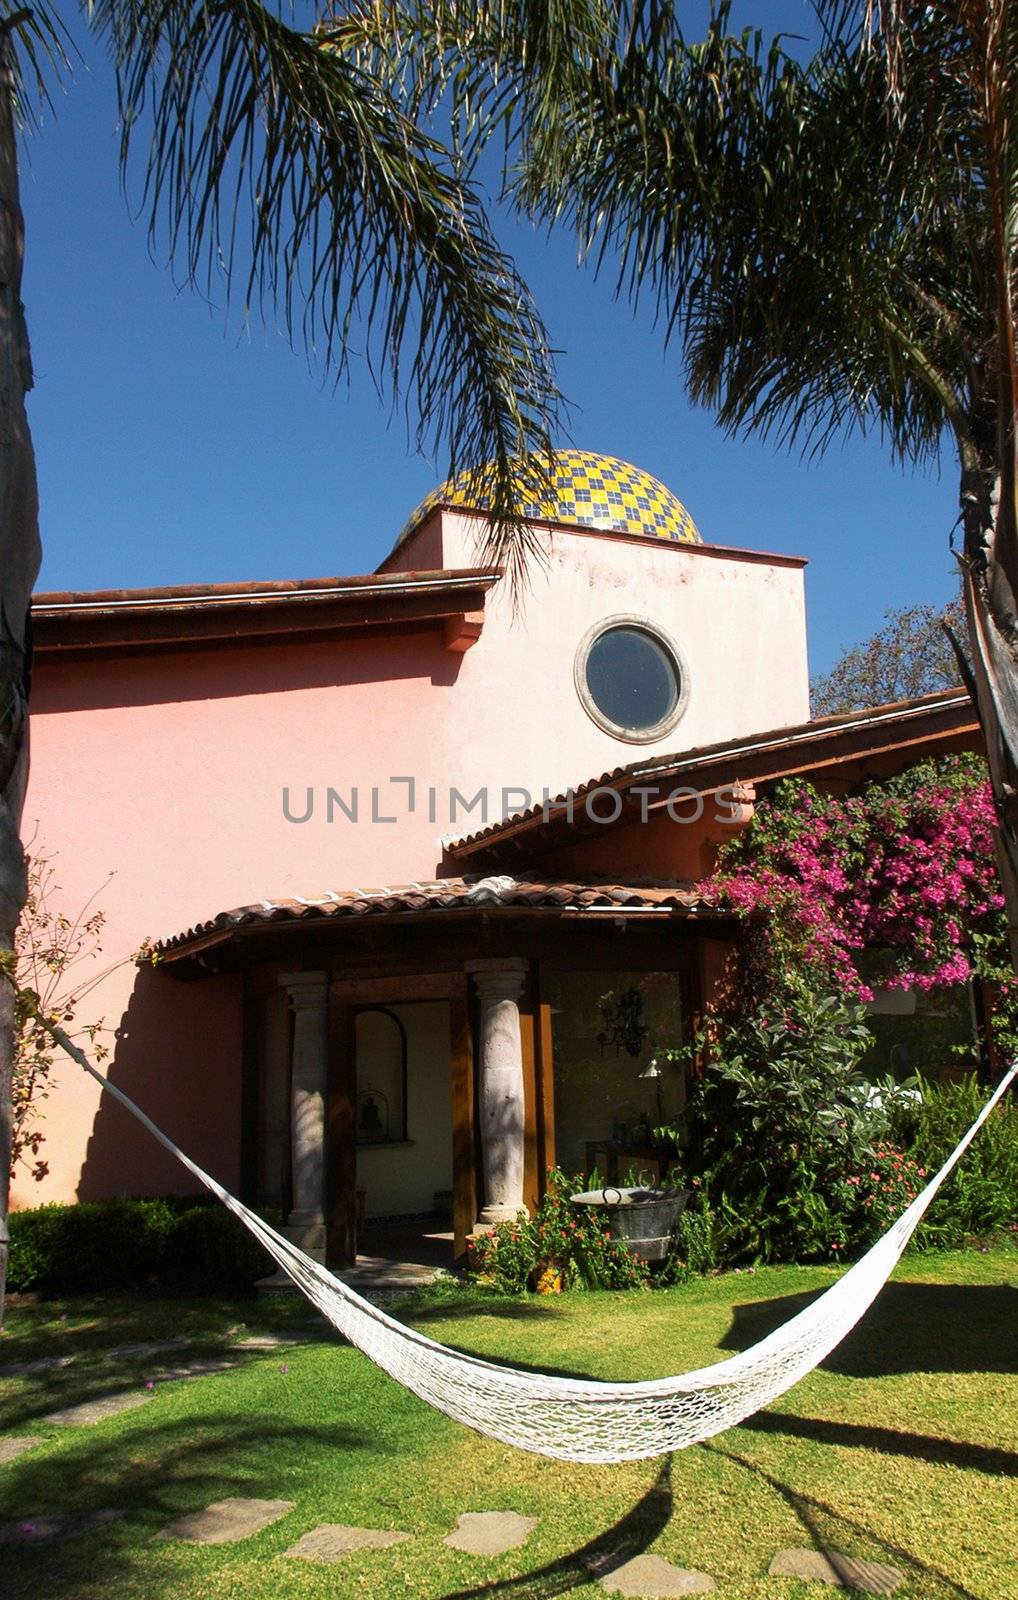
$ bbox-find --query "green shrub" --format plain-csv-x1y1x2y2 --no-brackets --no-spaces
889,1075,1018,1246
8,1198,175,1291
469,1169,650,1294
8,1195,282,1292
684,984,882,1263
166,1203,279,1286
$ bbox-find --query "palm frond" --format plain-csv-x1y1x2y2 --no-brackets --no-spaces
87,0,564,582
0,2,72,124
512,2,990,471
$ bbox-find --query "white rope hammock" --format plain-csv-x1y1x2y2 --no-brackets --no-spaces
56,1027,1017,1465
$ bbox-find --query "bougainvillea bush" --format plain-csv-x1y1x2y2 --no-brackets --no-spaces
712,755,1011,1041
682,755,1018,1263
468,1169,649,1294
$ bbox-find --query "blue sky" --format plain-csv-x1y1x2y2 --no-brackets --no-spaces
21,6,960,678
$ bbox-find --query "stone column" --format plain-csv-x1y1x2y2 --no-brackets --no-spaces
466,958,528,1229
278,971,329,1261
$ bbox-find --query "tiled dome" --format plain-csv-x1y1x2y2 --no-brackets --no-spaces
394,450,701,550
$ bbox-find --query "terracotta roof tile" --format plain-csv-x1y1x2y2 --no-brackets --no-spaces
154,875,716,960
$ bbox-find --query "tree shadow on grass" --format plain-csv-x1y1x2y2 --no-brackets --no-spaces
437,1457,674,1600
0,1413,370,1600
739,1407,1018,1477
705,1441,983,1600
0,1418,674,1600
0,1346,269,1433
721,1280,1018,1376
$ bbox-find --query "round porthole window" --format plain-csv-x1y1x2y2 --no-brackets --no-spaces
574,616,688,743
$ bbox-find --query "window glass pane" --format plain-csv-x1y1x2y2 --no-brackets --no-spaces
585,626,678,732
548,971,684,1180
862,983,980,1082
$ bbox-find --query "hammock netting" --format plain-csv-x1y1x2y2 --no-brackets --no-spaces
59,1029,1017,1465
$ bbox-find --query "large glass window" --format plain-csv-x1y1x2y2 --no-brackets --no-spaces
548,970,685,1180
862,982,982,1081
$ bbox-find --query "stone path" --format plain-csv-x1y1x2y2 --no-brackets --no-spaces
0,1508,123,1545
0,1436,42,1465
40,1391,154,1427
0,1354,74,1377
284,1524,411,1561
0,1452,910,1600
155,1497,294,1545
444,1510,538,1556
232,1332,319,1350
588,1552,716,1597
105,1339,187,1362
769,1549,904,1594
152,1358,238,1382
337,1256,445,1293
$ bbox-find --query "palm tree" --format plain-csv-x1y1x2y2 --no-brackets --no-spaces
0,0,574,1318
498,0,1018,960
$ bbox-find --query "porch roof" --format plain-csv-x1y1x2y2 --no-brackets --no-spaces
154,874,719,967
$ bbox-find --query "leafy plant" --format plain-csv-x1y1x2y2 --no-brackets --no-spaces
660,1191,724,1283
711,757,1005,1010
468,1169,649,1294
889,1075,1018,1246
682,981,882,1263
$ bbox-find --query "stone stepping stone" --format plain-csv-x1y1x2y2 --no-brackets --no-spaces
41,1391,154,1427
0,1355,74,1377
768,1549,904,1594
152,1358,238,1382
444,1511,538,1556
0,1436,42,1465
284,1523,412,1561
155,1497,294,1545
105,1339,187,1362
232,1332,317,1350
0,1508,123,1545
587,1552,716,1597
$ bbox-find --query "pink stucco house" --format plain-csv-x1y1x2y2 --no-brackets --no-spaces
18,451,978,1265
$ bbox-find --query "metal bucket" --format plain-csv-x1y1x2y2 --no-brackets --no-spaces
569,1186,691,1262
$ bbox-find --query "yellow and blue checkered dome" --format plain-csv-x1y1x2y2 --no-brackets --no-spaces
394,450,701,550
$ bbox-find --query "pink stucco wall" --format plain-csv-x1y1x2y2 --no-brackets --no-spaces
17,511,808,1207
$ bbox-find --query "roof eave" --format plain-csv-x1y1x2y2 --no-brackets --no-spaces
447,689,980,863
32,568,501,656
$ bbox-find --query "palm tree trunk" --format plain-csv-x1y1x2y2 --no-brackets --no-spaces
957,445,1018,979
0,34,41,1327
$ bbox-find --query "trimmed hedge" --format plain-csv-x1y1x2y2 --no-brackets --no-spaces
8,1196,283,1293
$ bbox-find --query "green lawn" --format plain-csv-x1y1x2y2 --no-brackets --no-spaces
1,1247,1015,1599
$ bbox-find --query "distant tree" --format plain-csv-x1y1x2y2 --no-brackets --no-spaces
812,600,965,717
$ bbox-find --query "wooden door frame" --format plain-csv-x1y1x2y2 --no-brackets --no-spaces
326,972,473,1266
